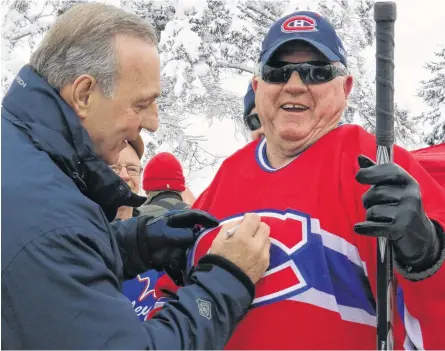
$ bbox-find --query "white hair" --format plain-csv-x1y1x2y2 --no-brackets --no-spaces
30,2,158,97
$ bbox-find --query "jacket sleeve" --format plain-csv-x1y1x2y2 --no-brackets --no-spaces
1,226,254,350
348,132,445,350
110,218,152,280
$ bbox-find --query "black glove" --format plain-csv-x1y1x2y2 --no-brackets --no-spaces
137,209,219,285
354,155,441,272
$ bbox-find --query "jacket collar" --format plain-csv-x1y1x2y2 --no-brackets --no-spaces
2,65,146,221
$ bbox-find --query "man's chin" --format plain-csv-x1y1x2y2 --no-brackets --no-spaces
279,128,308,142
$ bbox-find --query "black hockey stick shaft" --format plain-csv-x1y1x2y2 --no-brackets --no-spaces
374,2,397,350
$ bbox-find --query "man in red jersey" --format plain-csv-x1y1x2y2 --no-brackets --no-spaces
154,11,445,350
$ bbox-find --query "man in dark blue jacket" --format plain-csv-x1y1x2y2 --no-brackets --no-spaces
1,3,271,349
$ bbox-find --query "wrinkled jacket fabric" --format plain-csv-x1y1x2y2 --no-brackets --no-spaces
1,66,253,349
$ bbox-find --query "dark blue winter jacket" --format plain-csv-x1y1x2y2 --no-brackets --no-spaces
1,65,254,349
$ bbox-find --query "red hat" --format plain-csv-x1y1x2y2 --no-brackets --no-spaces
142,152,186,192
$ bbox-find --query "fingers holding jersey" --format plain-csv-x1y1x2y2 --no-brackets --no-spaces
209,213,271,284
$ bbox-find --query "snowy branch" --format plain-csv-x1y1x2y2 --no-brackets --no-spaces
216,61,254,74
246,3,278,22
9,28,35,41
8,20,52,41
25,13,54,23
237,5,268,36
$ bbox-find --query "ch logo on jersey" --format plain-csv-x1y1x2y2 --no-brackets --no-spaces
282,15,318,33
191,210,311,307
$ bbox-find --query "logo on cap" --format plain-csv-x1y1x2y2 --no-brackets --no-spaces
282,15,317,33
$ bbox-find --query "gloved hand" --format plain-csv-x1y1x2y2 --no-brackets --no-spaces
137,209,219,285
354,155,441,272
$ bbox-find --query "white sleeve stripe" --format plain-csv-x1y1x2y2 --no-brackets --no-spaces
403,335,416,350
288,287,376,327
403,302,424,350
311,218,368,275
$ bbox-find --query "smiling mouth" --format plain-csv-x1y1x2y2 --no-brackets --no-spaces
280,103,309,112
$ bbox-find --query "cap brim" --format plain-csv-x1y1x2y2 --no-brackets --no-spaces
260,38,341,65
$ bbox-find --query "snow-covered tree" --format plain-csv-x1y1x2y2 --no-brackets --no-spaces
416,46,445,145
1,0,58,96
150,0,419,145
1,0,424,183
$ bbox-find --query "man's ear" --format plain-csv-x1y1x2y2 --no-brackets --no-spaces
67,74,98,120
343,75,354,99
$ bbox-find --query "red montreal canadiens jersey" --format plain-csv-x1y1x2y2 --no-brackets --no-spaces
157,125,445,349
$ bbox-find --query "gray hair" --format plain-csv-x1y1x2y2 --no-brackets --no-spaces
30,2,158,97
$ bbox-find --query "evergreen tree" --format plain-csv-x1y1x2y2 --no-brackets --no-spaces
416,46,445,145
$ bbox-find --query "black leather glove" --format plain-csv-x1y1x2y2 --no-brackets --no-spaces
354,155,441,272
136,209,219,285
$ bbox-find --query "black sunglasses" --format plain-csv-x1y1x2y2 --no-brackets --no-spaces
244,113,262,131
261,60,347,85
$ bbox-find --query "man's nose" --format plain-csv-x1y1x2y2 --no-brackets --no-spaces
140,102,159,132
284,71,308,94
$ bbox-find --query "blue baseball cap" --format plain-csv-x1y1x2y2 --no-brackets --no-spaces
243,82,255,119
259,11,347,67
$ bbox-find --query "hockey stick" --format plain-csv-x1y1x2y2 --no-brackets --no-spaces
374,2,397,350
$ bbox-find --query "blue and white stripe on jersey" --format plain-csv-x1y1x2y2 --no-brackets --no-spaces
189,209,377,328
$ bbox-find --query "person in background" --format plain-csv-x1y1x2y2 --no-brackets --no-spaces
113,136,145,220
108,136,163,321
243,81,264,141
182,186,197,206
122,152,192,321
138,152,190,216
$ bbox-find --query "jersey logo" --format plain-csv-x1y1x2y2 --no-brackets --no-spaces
282,15,318,33
191,210,310,307
122,272,160,321
136,274,156,302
